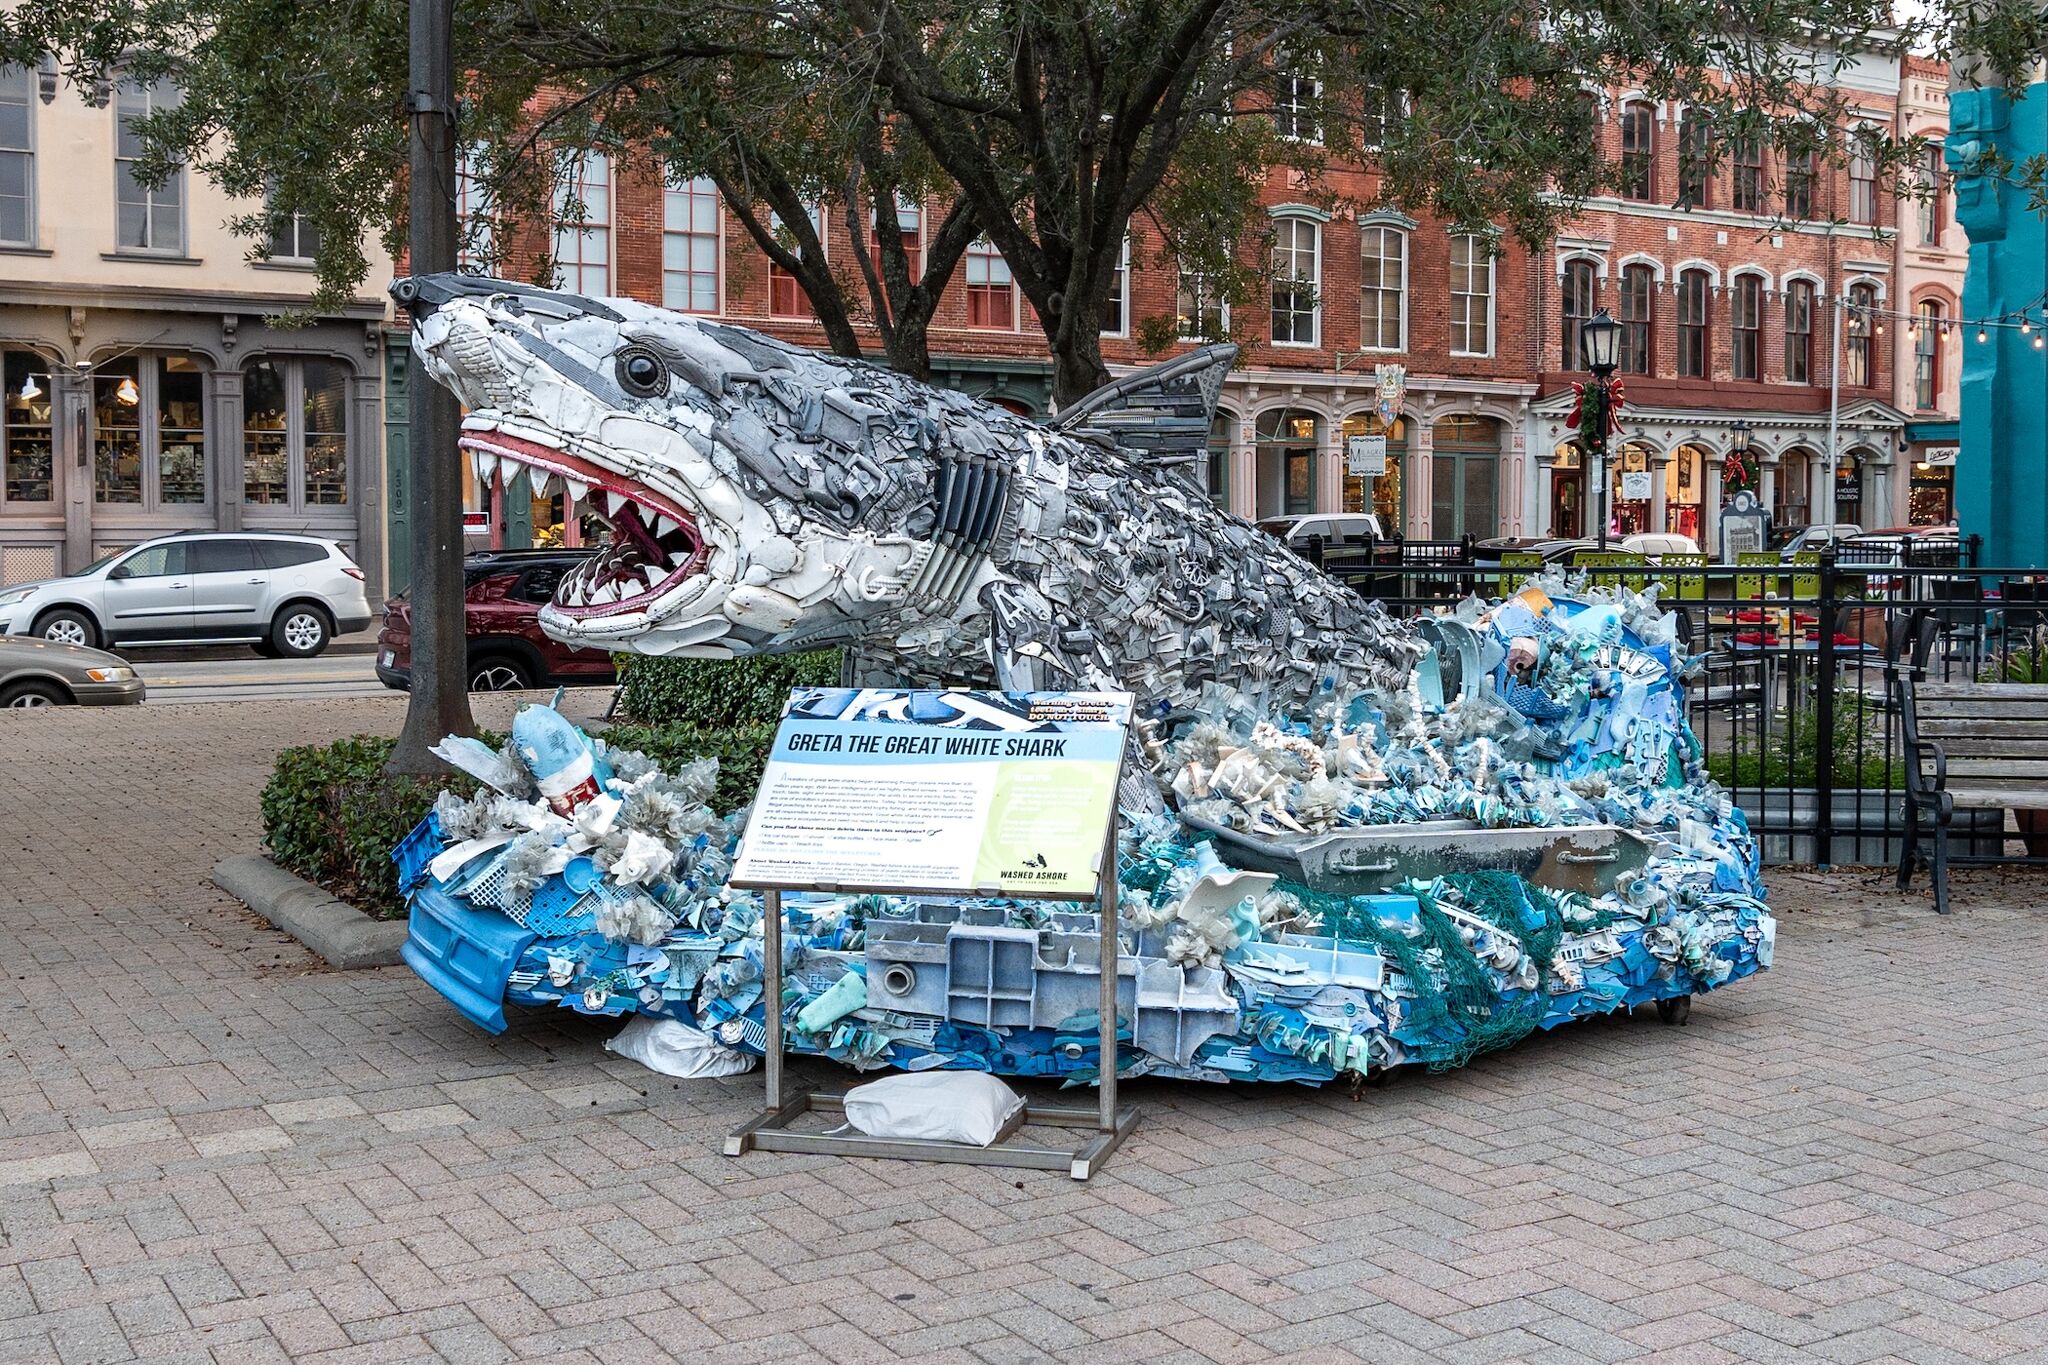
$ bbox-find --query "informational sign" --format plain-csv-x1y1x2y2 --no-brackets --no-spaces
731,689,1132,898
1620,470,1655,501
1719,489,1770,560
462,510,491,534
1346,434,1388,477
1924,446,1958,468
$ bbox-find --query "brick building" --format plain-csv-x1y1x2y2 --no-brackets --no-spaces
435,47,1957,560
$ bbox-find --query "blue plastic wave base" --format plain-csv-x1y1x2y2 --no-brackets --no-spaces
403,883,538,1035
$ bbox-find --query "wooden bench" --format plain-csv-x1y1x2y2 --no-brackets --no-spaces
1894,615,2048,912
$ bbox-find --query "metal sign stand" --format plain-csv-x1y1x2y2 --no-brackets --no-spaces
724,762,1139,1181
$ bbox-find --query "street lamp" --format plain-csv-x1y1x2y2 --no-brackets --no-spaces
1580,309,1623,549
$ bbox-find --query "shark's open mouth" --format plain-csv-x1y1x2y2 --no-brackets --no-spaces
459,429,711,618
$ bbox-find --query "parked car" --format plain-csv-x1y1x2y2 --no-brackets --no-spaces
376,548,618,693
1778,522,1862,561
1256,513,1387,553
0,635,145,707
0,532,370,658
1617,532,1702,562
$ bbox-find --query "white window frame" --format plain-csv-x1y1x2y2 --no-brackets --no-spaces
1273,66,1322,145
964,237,1019,331
114,77,184,255
1269,217,1321,348
663,175,722,314
550,150,611,296
1101,234,1130,338
267,203,318,263
767,203,825,319
1175,262,1229,341
869,195,924,283
456,145,495,274
1449,232,1495,358
1358,224,1407,352
0,64,35,247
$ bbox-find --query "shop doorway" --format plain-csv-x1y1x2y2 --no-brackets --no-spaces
1428,415,1499,540
1255,409,1320,519
1549,444,1583,538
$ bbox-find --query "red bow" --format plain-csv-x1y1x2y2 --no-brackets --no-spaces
1565,379,1627,437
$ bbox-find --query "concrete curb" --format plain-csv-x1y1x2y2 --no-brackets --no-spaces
212,855,408,969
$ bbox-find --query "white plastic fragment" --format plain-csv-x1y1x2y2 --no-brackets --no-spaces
604,1016,757,1078
840,1072,1023,1146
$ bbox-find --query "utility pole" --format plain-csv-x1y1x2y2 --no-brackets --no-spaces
387,0,475,772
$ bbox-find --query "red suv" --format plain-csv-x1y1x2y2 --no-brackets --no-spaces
376,549,618,692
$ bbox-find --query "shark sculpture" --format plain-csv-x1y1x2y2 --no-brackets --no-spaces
396,274,1423,711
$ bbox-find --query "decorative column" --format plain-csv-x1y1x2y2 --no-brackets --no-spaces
1650,451,1672,534
1759,450,1779,519
1533,445,1559,537
1868,456,1895,527
208,368,245,534
1319,418,1343,516
1810,452,1831,527
1407,406,1435,538
1702,454,1725,557
57,367,92,573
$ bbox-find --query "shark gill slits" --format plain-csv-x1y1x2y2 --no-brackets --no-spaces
615,346,670,399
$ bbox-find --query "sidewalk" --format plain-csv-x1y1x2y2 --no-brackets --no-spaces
2,699,2046,1364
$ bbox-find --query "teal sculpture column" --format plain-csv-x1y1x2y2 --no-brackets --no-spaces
1949,86,2048,568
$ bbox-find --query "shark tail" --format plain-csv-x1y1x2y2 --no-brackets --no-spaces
1055,345,1238,480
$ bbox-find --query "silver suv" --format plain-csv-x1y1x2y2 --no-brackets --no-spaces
0,533,372,658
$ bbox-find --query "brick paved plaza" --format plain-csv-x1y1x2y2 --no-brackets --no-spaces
2,699,2045,1364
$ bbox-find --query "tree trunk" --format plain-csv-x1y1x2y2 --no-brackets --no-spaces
883,308,934,382
1050,326,1112,410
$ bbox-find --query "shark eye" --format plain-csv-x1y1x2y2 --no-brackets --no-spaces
616,347,669,398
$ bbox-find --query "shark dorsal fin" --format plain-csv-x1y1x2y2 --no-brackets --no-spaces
1054,344,1237,481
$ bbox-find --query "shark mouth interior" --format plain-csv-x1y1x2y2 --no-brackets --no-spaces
458,429,710,618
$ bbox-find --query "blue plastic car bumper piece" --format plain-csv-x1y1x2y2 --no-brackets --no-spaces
403,883,536,1035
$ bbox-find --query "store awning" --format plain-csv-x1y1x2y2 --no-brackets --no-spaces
1904,419,1960,444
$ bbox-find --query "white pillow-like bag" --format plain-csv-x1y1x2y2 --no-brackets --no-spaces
840,1072,1024,1146
604,1016,758,1078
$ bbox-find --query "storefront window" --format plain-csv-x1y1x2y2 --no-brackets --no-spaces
244,356,350,509
1667,444,1704,540
2,350,54,503
93,354,206,507
1205,411,1233,507
1550,441,1583,538
1834,452,1863,526
1340,412,1404,530
1910,455,1955,524
1254,409,1319,518
1429,414,1498,540
1610,443,1654,538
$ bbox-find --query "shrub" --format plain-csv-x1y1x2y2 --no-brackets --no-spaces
260,722,773,919
616,650,840,727
1704,699,1902,791
261,735,475,920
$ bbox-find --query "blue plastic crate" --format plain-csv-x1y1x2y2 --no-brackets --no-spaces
392,811,443,894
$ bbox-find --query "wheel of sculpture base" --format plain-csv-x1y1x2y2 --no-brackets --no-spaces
1655,996,1692,1026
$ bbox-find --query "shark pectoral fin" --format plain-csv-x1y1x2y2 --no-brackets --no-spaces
979,581,1073,691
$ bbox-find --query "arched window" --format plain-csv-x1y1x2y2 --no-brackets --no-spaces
1358,225,1406,350
1562,258,1598,370
1,351,54,506
1732,275,1763,380
1620,102,1655,200
1677,269,1710,377
1784,280,1814,384
1255,409,1320,518
1849,131,1878,225
1915,301,1943,409
1677,112,1710,209
1846,283,1877,387
243,356,349,509
1270,218,1321,345
1619,264,1653,374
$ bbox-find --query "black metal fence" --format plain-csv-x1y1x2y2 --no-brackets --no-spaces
1311,542,2047,870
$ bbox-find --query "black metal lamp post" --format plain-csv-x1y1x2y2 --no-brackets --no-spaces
1580,308,1623,550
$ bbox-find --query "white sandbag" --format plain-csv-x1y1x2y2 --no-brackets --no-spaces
603,1016,757,1078
840,1072,1023,1146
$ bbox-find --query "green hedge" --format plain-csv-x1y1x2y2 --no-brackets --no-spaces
260,722,775,919
615,650,840,727
261,735,473,920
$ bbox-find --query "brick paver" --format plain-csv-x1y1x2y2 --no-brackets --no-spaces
4,698,2047,1364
